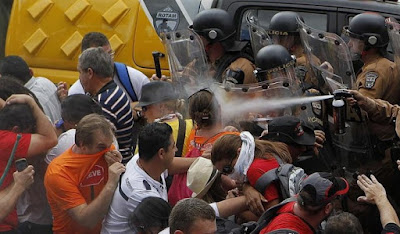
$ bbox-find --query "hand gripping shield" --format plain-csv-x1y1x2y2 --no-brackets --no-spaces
162,29,212,97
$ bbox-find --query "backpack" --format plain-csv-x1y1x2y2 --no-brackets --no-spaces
114,62,138,102
216,217,241,234
254,156,307,201
229,197,298,234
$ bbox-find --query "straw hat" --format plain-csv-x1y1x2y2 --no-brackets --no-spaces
187,157,219,199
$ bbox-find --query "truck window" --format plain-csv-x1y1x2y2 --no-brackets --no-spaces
240,9,328,41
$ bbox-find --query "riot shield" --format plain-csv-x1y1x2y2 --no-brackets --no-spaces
387,17,400,77
298,19,356,93
162,29,212,97
298,19,374,172
245,10,273,56
215,77,303,130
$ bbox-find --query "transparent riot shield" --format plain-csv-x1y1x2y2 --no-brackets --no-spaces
298,19,373,172
245,10,273,56
253,57,302,94
387,17,400,77
215,77,302,130
162,29,212,97
298,19,356,93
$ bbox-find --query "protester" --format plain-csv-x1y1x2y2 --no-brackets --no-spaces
45,94,105,163
101,123,196,234
168,89,238,206
168,198,217,234
67,31,149,103
349,90,400,230
325,212,363,234
260,115,316,162
187,157,248,230
77,47,134,163
0,76,43,111
261,172,349,233
0,79,56,233
0,55,62,123
357,174,400,233
128,197,171,234
211,131,291,219
0,166,35,222
0,94,57,233
136,81,192,157
45,114,125,233
187,157,227,203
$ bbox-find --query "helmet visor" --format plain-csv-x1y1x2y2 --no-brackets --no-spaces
341,27,365,60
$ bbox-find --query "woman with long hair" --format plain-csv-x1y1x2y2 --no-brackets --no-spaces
211,132,292,217
168,89,238,206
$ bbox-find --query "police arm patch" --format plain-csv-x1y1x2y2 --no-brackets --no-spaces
364,72,378,89
295,65,308,82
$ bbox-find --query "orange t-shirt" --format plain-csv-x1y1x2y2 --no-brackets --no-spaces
44,145,115,234
186,129,240,156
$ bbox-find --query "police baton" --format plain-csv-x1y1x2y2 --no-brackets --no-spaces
152,51,164,78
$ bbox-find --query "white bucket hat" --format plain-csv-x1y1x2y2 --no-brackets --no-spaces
187,157,219,198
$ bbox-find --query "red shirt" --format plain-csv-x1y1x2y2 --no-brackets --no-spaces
247,157,280,202
0,131,31,232
260,202,315,234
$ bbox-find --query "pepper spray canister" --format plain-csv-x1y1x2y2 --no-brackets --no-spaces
332,96,346,134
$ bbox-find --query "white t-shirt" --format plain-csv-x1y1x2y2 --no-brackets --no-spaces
25,76,62,123
101,155,168,234
45,129,76,164
159,227,170,234
68,65,149,101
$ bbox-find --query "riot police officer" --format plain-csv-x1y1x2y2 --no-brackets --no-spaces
343,13,400,105
191,9,257,84
255,44,326,127
254,44,298,88
343,13,400,144
255,44,333,174
268,11,322,90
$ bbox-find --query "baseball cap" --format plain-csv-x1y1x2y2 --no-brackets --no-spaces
187,157,219,199
298,172,349,208
260,116,315,146
136,81,178,107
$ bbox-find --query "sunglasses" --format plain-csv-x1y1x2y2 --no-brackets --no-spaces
222,156,236,175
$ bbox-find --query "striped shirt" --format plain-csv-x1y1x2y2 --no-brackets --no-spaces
96,81,134,163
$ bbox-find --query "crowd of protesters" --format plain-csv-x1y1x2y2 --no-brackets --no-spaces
1,8,400,234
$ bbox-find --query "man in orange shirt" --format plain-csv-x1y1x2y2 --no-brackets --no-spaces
45,114,125,234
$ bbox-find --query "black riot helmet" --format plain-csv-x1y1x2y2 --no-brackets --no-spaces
268,11,304,36
254,44,296,82
343,13,389,48
191,9,236,44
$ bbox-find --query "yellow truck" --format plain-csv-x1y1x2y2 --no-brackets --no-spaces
1,0,212,84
